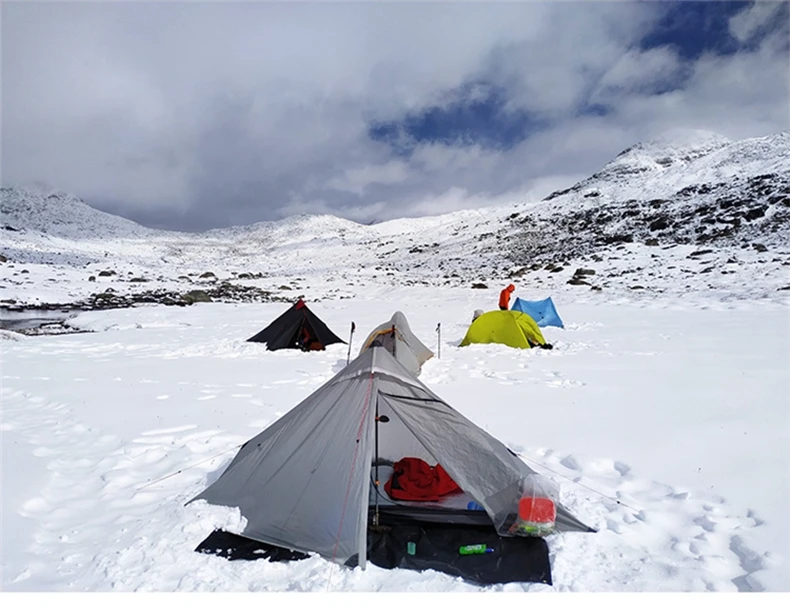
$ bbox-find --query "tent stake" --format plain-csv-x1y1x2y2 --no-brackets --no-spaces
436,322,441,359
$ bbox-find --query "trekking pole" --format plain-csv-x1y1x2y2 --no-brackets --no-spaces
436,322,441,359
346,321,355,365
391,325,396,360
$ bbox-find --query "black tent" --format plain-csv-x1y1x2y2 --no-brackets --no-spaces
246,299,346,351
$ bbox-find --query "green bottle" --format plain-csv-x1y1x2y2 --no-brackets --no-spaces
459,544,493,555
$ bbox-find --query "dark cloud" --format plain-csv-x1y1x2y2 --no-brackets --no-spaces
2,1,788,231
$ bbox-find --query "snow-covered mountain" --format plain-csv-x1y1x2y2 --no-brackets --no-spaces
505,130,790,275
0,187,159,240
1,129,789,309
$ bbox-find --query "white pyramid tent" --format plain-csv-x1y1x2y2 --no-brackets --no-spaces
357,311,434,376
189,347,591,568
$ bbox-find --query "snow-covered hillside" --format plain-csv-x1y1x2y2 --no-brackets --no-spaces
1,129,789,311
0,188,158,240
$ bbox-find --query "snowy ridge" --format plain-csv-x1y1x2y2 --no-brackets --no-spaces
0,187,161,240
543,130,789,204
1,129,789,309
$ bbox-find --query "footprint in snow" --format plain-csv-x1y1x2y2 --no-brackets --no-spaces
140,425,197,436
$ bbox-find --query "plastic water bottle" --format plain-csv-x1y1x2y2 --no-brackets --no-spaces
459,544,494,555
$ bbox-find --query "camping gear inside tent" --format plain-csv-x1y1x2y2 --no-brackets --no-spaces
357,311,434,376
460,310,549,350
246,299,345,351
189,347,593,585
511,297,565,329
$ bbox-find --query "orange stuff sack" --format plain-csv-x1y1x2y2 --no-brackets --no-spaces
518,496,556,524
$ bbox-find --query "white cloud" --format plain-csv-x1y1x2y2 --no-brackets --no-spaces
2,1,788,229
592,46,684,99
327,162,411,196
729,1,787,43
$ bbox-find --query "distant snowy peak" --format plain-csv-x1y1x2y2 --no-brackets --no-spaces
0,187,156,240
619,128,732,160
202,212,376,249
545,130,789,203
509,130,790,264
600,130,730,178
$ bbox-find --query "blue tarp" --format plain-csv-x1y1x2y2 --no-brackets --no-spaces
511,297,565,328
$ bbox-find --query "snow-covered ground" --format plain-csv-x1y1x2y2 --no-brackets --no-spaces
2,286,788,592
2,129,789,593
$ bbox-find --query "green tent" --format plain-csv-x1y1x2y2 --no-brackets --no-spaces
460,310,547,349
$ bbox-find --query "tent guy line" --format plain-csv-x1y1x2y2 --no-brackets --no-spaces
134,443,244,494
517,452,641,514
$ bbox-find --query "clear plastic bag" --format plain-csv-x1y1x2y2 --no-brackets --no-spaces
507,475,559,537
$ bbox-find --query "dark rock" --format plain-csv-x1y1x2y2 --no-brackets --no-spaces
688,249,714,258
98,270,116,277
129,277,149,283
566,278,590,286
182,290,213,304
199,271,216,279
574,268,596,277
601,234,633,245
471,283,488,289
753,243,768,253
649,218,670,231
88,276,96,282
279,285,293,290
645,239,659,246
742,207,767,221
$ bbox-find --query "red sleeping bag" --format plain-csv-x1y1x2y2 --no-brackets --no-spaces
384,457,462,501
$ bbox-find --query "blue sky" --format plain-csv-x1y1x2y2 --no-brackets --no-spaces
3,1,789,230
370,1,787,157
